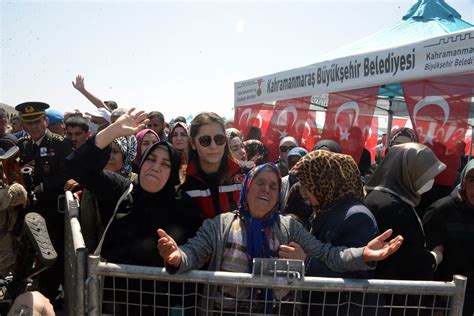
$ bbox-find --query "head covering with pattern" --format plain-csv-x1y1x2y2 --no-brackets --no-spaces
290,150,363,214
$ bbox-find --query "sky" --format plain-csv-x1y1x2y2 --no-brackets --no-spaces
1,0,473,122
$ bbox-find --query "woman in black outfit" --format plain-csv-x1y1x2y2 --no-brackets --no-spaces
66,108,198,314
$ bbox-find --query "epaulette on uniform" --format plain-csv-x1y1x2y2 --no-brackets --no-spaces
51,134,64,141
18,135,31,144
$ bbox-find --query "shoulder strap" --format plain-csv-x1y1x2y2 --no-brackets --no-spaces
94,183,134,256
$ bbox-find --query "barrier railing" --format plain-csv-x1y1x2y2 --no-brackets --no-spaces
86,256,466,316
63,191,87,316
64,192,467,316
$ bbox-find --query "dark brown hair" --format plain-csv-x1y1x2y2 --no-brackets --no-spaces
187,112,237,184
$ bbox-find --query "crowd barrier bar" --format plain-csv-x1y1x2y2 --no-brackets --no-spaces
63,191,87,316
86,255,467,316
63,191,467,316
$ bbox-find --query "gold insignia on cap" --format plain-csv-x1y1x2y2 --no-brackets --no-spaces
25,105,35,113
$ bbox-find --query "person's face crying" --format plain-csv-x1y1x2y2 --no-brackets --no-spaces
139,147,171,193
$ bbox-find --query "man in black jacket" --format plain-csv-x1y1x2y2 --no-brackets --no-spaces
15,102,72,306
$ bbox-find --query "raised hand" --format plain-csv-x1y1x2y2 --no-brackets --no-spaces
111,107,149,137
72,75,85,91
278,241,307,261
157,229,181,267
94,108,149,149
363,229,403,262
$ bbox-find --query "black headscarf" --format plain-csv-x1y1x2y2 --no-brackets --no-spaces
312,139,342,153
138,140,180,196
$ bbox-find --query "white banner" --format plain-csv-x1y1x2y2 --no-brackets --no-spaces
235,28,474,106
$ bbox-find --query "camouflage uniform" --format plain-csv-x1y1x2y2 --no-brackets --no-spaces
0,183,26,278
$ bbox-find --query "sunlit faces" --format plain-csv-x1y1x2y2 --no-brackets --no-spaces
66,126,90,150
464,170,474,205
191,122,226,173
170,126,188,151
247,170,280,219
23,118,48,142
300,184,319,208
105,142,124,173
229,137,247,161
141,132,159,155
139,147,171,193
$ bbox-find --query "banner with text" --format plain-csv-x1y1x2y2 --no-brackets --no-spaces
235,29,474,106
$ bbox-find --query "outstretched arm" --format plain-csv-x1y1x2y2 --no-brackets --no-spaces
72,75,111,111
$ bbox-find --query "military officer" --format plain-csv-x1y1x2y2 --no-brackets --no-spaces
15,101,72,306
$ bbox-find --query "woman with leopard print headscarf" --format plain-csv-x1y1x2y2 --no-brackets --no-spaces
287,150,380,314
288,150,379,275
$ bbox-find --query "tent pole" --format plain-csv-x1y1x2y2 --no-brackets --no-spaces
469,125,474,160
386,96,394,148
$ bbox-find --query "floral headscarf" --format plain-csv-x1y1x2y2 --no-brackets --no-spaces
389,127,419,147
225,128,243,141
243,139,268,165
112,135,137,179
290,150,364,214
237,163,281,313
133,129,160,168
238,163,281,266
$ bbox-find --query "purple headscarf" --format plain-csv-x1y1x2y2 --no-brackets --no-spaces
133,129,160,167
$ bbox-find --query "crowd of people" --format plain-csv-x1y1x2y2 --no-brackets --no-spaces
0,75,473,315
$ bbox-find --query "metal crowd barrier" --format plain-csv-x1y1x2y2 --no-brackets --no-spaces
63,191,87,316
64,192,467,316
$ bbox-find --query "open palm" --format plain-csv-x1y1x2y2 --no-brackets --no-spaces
363,229,404,262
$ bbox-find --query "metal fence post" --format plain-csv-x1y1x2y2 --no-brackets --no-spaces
87,255,101,316
449,275,467,316
75,247,87,315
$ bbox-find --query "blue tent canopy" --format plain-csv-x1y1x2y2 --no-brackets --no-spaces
315,0,473,63
313,0,473,119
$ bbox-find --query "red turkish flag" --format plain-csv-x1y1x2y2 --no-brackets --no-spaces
234,103,273,140
322,86,380,164
391,117,410,133
403,73,474,186
301,110,322,152
264,97,313,161
366,117,379,163
403,74,473,152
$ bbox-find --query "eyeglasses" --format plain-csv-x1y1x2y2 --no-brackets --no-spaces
279,145,296,153
197,134,227,147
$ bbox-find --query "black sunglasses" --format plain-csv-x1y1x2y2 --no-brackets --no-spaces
197,134,227,147
280,145,296,152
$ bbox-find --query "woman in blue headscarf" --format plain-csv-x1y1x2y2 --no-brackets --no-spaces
157,163,403,314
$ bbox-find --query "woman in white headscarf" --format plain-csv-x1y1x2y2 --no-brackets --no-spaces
364,142,446,281
275,136,298,177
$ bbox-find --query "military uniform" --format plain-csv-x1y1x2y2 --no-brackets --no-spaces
0,183,25,278
17,130,71,207
15,102,72,304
